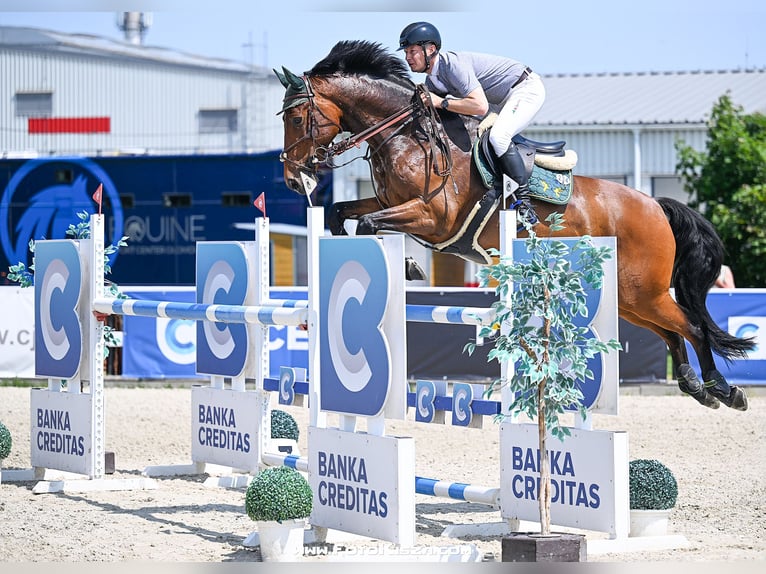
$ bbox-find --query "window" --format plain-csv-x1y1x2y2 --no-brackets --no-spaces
652,176,688,202
120,194,135,209
199,109,238,134
222,192,251,207
16,92,52,117
163,193,192,208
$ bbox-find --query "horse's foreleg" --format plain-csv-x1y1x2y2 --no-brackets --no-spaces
330,198,437,281
327,198,382,236
356,198,442,237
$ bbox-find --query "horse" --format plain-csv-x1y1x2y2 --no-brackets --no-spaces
275,39,753,411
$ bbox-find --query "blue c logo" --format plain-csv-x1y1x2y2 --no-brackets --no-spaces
34,241,82,378
195,243,250,377
416,380,436,423
451,383,474,427
279,366,296,405
156,318,196,365
735,323,759,352
319,237,391,416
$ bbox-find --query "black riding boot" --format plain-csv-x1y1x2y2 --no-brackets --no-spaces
498,144,537,224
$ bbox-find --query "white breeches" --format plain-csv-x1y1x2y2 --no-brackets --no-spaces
488,72,546,155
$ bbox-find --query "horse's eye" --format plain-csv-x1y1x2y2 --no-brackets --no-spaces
291,116,304,127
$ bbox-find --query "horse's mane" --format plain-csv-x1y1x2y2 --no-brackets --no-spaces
308,40,414,89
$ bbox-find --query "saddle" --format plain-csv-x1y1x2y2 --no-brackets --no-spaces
474,130,576,205
433,129,578,265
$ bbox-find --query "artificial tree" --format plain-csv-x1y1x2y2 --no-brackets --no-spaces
467,212,622,536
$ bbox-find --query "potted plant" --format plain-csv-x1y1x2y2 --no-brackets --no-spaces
628,458,678,537
270,409,300,456
0,421,11,484
467,213,621,561
245,465,312,561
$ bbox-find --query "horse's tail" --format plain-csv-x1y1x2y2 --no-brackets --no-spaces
657,197,755,360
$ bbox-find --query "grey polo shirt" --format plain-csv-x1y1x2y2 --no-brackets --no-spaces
425,51,528,113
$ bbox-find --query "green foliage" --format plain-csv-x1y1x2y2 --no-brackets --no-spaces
245,466,313,522
676,94,766,286
271,409,300,441
629,459,678,510
0,421,12,459
6,211,129,357
465,213,622,440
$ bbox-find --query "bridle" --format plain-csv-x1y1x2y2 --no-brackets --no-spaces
280,76,456,201
278,76,341,175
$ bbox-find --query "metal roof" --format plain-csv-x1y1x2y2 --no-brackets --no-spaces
3,26,764,126
535,68,766,127
0,25,269,75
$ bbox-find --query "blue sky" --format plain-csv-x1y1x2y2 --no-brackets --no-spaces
1,1,763,76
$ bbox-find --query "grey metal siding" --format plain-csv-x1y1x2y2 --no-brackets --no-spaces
1,46,284,156
525,129,634,176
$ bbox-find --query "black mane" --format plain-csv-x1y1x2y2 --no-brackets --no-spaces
308,40,414,87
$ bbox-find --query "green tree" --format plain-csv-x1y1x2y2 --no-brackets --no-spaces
676,94,766,286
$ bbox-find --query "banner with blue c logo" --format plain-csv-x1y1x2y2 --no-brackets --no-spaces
34,241,84,378
319,237,393,416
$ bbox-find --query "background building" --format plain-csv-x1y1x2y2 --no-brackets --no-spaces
2,24,766,287
1,25,284,157
2,22,762,384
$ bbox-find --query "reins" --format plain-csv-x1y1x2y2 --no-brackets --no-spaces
282,75,457,203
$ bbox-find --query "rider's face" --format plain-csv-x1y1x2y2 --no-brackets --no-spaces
403,44,432,73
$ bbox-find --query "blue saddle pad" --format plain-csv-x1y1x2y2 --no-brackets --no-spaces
472,140,573,205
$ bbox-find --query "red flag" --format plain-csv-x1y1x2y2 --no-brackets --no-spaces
92,183,103,214
254,192,266,218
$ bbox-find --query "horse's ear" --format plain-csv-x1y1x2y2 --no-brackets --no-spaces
274,68,290,88
283,67,307,93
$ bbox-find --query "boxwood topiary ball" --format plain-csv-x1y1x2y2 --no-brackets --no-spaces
0,421,12,460
271,409,300,441
629,458,678,510
245,466,313,522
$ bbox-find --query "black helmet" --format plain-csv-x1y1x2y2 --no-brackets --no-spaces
398,21,441,51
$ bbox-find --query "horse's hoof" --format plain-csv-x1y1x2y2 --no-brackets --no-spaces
678,364,720,409
681,384,721,409
716,385,749,411
405,257,427,281
704,370,748,410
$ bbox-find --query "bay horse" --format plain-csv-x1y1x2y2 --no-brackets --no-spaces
275,40,753,411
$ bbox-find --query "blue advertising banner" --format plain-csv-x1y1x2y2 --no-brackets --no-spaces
318,236,394,416
34,241,83,379
687,289,766,385
121,287,308,380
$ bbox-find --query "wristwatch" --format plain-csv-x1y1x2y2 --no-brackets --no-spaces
441,99,449,110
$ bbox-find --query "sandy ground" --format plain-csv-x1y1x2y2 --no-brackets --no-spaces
0,383,764,563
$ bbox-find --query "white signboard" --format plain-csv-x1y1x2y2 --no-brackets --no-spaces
0,287,35,379
191,386,266,473
30,388,94,476
308,426,415,546
499,422,629,537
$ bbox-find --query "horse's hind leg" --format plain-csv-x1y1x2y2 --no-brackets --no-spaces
619,308,721,409
622,295,748,411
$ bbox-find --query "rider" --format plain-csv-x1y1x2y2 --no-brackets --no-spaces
398,21,546,217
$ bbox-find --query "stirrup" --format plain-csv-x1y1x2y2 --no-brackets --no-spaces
509,188,538,227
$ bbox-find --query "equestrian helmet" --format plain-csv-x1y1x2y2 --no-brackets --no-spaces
398,21,441,51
